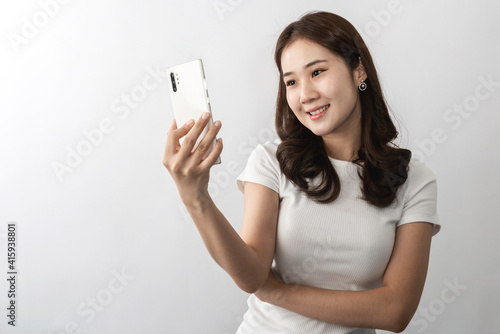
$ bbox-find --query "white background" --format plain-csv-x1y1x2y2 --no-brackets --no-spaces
1,0,499,333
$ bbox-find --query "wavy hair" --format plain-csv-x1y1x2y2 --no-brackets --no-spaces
274,11,411,207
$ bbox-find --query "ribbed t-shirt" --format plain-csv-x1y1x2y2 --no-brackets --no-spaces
235,139,441,334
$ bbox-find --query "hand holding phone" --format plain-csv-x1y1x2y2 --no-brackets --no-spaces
163,111,222,207
167,59,220,164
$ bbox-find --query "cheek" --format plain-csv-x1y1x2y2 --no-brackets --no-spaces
286,89,300,113
322,76,344,97
326,77,357,106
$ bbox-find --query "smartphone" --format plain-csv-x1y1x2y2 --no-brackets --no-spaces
167,59,220,164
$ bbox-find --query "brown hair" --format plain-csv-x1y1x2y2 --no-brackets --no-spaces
274,11,411,207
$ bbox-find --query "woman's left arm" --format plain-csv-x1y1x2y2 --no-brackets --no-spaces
254,221,434,333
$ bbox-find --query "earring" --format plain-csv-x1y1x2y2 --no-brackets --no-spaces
358,79,367,91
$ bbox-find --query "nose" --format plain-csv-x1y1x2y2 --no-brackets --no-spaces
300,80,319,105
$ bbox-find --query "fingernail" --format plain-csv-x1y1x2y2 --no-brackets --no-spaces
202,112,210,120
214,120,221,127
186,119,194,126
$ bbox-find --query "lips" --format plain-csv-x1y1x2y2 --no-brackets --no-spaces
306,104,329,120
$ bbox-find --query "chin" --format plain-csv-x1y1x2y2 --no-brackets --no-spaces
310,129,327,137
308,125,336,137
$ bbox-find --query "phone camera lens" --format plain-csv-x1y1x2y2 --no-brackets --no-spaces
170,73,177,92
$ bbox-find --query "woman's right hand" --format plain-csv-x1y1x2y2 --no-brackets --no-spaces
162,112,223,209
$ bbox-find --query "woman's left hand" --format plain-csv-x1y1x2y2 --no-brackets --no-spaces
254,270,286,305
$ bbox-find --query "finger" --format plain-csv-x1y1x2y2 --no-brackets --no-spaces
165,118,194,154
163,118,194,166
163,119,177,159
168,118,196,143
192,119,222,160
169,118,178,132
200,137,223,169
178,112,212,155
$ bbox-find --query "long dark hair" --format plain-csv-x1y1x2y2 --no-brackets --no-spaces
274,11,411,207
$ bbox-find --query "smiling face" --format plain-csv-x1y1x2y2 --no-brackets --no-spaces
281,38,366,145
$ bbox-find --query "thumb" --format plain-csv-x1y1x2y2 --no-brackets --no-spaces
174,118,195,138
164,118,193,158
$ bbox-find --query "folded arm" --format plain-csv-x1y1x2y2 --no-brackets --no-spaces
255,222,434,333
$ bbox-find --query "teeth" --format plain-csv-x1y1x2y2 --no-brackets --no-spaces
309,105,329,115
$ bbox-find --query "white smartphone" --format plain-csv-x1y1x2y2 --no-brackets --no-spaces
167,59,220,164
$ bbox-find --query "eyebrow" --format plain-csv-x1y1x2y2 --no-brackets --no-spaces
282,59,328,78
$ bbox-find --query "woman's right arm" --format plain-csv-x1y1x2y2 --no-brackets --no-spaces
183,182,278,293
162,113,278,293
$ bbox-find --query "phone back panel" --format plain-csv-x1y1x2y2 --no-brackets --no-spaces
167,59,219,163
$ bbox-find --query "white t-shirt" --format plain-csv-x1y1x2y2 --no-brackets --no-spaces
235,139,441,334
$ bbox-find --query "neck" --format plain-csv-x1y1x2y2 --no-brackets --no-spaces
322,133,361,162
322,107,362,162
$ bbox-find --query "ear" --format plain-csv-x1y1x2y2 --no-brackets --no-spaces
355,57,367,83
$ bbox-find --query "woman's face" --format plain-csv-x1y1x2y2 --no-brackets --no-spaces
281,38,365,139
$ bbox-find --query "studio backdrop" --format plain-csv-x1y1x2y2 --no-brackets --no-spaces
1,0,499,333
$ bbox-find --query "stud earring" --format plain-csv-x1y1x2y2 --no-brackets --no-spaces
358,79,367,91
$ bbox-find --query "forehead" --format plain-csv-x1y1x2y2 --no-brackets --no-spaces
281,38,339,70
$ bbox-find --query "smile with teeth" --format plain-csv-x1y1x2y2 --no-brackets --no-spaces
308,104,330,115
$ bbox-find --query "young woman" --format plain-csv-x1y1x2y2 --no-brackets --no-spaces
163,11,440,334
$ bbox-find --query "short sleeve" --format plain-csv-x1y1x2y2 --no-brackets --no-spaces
397,159,441,236
236,141,281,195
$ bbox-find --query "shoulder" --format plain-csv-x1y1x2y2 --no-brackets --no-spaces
236,139,282,194
407,157,438,187
251,138,281,158
398,157,441,235
244,139,282,169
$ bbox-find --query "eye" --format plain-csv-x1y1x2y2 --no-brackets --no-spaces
285,80,296,87
312,69,325,77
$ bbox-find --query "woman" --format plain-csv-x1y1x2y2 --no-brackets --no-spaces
163,11,440,334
